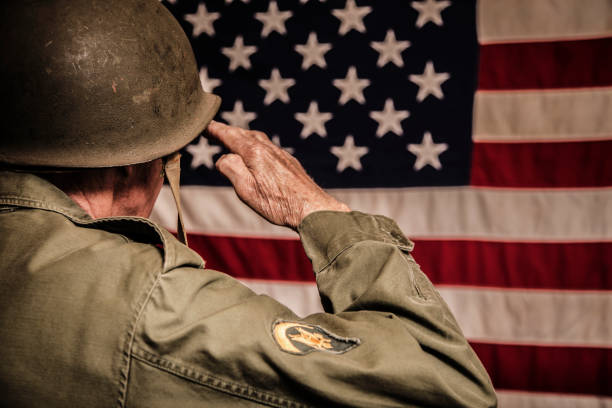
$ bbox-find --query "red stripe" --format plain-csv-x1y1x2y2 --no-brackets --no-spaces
189,233,314,282
472,342,612,396
478,37,612,90
187,234,612,290
411,240,612,290
470,141,612,188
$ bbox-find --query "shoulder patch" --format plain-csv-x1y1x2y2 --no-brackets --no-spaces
272,320,360,355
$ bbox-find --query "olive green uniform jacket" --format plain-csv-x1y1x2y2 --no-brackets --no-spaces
0,171,496,407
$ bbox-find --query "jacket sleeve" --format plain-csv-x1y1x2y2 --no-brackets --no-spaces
129,211,497,408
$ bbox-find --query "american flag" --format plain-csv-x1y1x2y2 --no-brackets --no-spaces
152,0,612,405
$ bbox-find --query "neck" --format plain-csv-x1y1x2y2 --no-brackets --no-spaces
39,160,163,219
67,188,116,218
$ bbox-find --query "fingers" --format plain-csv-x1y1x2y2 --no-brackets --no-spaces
206,120,250,155
215,153,253,191
215,153,251,184
207,120,272,156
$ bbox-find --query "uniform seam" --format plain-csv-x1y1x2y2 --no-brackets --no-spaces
315,242,355,275
398,251,430,302
131,348,311,408
116,272,164,408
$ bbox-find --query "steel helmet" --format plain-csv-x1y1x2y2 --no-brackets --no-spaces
0,0,221,168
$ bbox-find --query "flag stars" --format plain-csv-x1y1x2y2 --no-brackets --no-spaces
222,36,257,71
295,32,332,70
255,1,293,38
186,136,222,169
409,61,450,102
221,100,257,129
370,99,410,137
184,3,219,37
199,67,221,93
259,68,295,105
333,66,370,105
330,135,369,172
370,30,410,68
411,0,451,29
407,131,448,170
295,101,332,139
332,0,372,36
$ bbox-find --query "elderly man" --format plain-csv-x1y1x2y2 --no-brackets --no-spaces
0,0,496,406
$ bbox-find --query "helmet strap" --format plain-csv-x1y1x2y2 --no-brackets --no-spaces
163,152,188,246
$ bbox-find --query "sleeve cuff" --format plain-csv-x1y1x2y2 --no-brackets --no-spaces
297,211,413,273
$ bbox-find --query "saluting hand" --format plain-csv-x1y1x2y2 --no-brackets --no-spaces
206,121,350,230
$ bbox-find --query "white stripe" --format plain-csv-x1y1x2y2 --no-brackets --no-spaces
473,88,612,142
497,390,612,408
238,280,612,347
477,0,612,44
437,286,612,348
151,186,612,242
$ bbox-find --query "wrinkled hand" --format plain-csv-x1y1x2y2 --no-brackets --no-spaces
206,121,350,230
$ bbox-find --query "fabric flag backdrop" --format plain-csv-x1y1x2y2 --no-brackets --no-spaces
152,0,612,406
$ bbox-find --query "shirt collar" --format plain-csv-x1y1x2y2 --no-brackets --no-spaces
0,170,92,222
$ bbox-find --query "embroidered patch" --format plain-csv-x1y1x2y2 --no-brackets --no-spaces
272,320,360,355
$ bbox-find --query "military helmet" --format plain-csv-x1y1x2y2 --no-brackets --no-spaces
0,0,220,168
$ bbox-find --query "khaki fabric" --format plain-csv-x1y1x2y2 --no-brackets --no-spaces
0,171,496,407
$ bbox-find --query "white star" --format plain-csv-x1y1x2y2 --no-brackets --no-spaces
295,32,332,70
370,30,410,68
184,3,219,37
271,135,295,155
407,131,448,170
411,0,451,28
255,1,292,37
198,67,221,93
221,100,257,129
221,36,257,71
258,68,295,105
333,66,370,105
369,99,410,137
330,135,369,172
332,0,372,35
186,136,222,169
295,101,332,139
409,60,450,102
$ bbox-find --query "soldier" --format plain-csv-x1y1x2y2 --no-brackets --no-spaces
0,0,496,406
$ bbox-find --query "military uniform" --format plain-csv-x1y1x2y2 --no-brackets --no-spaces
0,171,496,407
